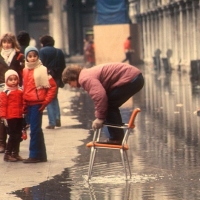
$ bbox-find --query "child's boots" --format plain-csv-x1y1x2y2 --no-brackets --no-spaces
12,142,24,161
4,141,17,162
4,151,17,162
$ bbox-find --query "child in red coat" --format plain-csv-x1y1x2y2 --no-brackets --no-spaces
0,69,24,162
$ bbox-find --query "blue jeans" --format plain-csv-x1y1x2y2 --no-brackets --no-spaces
47,86,60,126
106,73,144,141
28,104,47,160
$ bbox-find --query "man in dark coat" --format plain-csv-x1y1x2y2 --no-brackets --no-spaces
39,35,66,129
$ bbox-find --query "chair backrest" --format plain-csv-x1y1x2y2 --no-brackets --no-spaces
128,108,141,128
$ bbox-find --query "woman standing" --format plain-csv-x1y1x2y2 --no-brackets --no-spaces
0,32,24,153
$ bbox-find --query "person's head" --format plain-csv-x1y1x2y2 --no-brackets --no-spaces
25,46,39,62
5,69,19,87
62,65,82,88
17,31,30,47
0,32,20,51
40,35,55,47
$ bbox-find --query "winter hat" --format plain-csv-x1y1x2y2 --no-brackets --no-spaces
24,46,39,61
17,31,30,46
5,69,19,83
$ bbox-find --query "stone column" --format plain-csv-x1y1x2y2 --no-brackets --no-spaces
146,14,152,62
142,15,147,62
51,0,63,49
0,0,10,35
192,1,198,60
62,4,69,55
9,0,16,34
178,3,184,65
173,5,179,66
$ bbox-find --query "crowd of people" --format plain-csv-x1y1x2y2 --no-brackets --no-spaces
0,31,144,164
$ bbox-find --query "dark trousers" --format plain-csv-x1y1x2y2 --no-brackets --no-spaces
6,118,23,154
106,73,144,141
28,104,47,160
122,52,132,64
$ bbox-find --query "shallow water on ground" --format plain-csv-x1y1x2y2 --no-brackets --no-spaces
12,65,200,200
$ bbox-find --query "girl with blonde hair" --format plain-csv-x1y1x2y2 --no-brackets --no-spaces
0,32,25,153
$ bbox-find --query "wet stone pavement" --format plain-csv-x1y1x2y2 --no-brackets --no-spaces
4,64,200,199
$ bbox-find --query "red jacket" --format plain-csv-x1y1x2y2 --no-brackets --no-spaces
23,68,57,107
0,88,23,119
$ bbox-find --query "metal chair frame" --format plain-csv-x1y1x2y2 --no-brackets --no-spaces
86,108,141,181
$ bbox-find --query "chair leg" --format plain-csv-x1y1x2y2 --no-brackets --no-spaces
120,149,128,180
88,147,97,180
124,150,131,179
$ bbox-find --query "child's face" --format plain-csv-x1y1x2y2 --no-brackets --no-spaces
68,80,79,88
6,75,19,87
27,51,38,63
2,40,12,50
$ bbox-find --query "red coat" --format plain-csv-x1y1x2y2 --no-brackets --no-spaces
23,67,57,107
0,89,23,119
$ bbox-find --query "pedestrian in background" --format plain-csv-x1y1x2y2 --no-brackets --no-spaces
23,46,56,163
62,62,144,144
122,36,134,64
0,70,24,162
17,30,30,54
85,40,95,67
0,32,24,153
39,35,65,129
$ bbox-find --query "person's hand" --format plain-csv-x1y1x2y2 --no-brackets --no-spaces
39,103,47,112
92,118,104,130
23,106,27,114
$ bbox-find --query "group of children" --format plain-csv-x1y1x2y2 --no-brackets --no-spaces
0,32,57,163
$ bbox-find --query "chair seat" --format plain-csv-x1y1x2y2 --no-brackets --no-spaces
86,141,129,150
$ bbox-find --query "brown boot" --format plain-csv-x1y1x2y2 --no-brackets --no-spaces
12,153,24,161
4,153,17,162
0,122,7,153
12,142,23,161
0,146,5,153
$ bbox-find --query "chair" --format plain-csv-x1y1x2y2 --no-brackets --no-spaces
86,108,141,181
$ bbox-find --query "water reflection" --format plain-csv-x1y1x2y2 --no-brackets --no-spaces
12,65,200,200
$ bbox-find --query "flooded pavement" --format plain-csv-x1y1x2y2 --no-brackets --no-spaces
11,64,200,200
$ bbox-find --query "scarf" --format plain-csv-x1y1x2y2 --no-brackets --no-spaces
25,59,50,89
1,48,16,66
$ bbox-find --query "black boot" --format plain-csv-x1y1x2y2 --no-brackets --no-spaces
12,142,24,161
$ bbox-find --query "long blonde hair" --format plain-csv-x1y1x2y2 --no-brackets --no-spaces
0,32,20,52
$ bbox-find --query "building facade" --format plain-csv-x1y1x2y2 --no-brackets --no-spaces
136,0,200,72
0,0,199,73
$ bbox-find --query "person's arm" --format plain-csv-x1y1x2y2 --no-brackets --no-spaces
83,78,108,119
39,76,57,112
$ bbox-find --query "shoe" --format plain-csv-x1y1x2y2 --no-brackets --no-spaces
12,154,24,161
46,125,55,129
23,157,40,163
4,154,17,162
56,119,61,127
39,158,48,162
98,139,122,145
0,146,5,153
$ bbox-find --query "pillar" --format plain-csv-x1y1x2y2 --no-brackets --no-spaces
0,0,10,35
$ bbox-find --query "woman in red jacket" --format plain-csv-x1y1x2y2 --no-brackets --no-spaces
23,46,57,163
0,70,24,162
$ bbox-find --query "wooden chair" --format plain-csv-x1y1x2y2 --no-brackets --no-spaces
86,108,141,181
